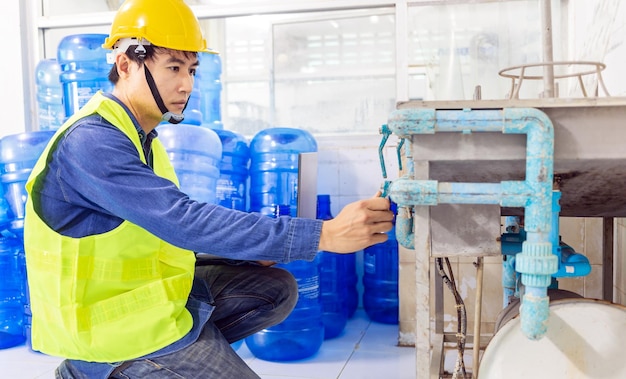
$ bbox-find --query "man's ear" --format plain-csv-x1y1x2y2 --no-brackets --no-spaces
115,53,132,79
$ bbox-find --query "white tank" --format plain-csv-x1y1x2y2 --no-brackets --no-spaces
479,298,626,379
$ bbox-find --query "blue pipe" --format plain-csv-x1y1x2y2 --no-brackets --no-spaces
386,107,558,340
502,216,521,307
395,139,415,249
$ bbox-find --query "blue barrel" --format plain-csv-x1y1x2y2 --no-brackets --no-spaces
35,58,65,130
157,124,222,204
249,128,317,217
57,34,113,118
212,129,249,211
0,131,55,236
197,52,223,129
0,236,26,349
363,203,399,324
316,194,348,339
245,204,324,361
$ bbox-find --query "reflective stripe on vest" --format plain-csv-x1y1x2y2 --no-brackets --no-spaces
24,92,195,362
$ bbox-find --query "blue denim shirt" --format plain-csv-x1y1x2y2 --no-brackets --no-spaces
34,93,322,377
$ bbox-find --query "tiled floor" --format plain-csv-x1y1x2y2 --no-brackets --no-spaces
0,310,416,379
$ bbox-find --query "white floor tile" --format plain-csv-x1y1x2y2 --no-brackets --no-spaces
0,346,61,379
340,347,416,379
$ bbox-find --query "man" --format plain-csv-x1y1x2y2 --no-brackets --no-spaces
23,0,393,378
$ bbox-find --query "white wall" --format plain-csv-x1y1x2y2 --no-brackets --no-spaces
1,1,28,138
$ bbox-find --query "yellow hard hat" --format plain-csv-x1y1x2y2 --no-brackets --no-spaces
102,0,215,53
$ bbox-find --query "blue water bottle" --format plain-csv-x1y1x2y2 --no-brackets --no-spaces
345,252,358,318
0,236,26,349
363,203,399,324
245,204,324,361
249,128,317,217
197,52,223,129
184,81,203,126
316,194,349,339
212,129,249,211
157,124,222,205
35,58,65,130
57,34,113,117
0,131,55,236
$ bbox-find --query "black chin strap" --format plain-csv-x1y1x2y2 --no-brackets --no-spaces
143,65,187,124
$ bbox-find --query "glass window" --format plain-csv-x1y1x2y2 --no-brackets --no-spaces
222,9,396,136
407,1,547,100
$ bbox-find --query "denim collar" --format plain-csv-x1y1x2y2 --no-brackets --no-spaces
101,92,158,165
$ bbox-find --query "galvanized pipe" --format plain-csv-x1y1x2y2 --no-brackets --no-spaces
386,107,558,340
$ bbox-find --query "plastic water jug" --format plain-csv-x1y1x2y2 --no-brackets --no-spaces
0,131,55,235
0,236,26,349
57,34,113,117
184,81,203,126
345,252,358,318
35,58,65,130
249,128,317,217
197,52,223,129
20,248,36,352
212,129,249,211
0,131,55,174
157,124,222,204
316,194,349,339
0,187,11,232
363,203,399,324
317,194,358,319
245,204,324,361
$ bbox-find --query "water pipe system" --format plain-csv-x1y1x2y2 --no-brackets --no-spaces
500,191,592,308
378,106,559,340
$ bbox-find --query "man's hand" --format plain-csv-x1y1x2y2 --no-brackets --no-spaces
318,193,394,253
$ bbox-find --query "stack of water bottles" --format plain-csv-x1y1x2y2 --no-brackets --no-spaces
35,59,65,131
245,128,324,361
197,52,223,129
57,33,113,119
0,131,55,350
35,33,113,130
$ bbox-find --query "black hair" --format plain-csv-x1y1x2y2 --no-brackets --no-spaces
107,44,198,84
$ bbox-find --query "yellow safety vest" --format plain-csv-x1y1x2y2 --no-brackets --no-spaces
24,92,195,362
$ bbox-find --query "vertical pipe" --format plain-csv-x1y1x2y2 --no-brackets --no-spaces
395,140,415,249
511,110,557,340
472,257,484,379
602,217,614,301
541,0,555,97
502,256,517,307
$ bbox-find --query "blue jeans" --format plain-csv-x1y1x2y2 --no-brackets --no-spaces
55,263,298,379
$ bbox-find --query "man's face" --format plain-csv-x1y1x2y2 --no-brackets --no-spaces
127,49,199,126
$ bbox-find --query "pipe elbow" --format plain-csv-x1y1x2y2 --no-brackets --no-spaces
395,206,415,249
